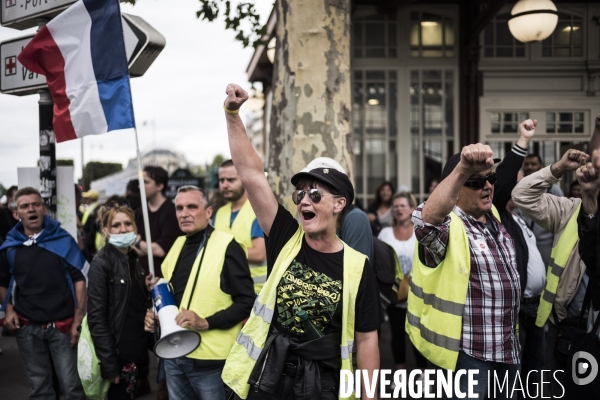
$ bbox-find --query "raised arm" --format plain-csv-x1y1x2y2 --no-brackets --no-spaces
493,119,535,211
512,149,588,233
224,84,279,236
422,143,495,225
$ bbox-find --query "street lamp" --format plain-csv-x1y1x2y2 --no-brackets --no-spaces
508,0,558,43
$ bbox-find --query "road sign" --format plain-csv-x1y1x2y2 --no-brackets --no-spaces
0,13,165,95
1,0,76,30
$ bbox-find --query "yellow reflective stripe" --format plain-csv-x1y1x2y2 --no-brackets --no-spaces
252,299,273,324
236,331,262,361
409,280,464,316
407,311,461,351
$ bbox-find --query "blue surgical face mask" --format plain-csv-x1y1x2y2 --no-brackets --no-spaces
108,231,137,248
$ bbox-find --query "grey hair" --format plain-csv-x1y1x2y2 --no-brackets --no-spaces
176,186,209,208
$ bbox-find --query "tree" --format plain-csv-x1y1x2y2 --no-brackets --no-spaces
267,0,352,209
83,162,123,190
130,0,353,207
56,159,74,166
210,154,226,168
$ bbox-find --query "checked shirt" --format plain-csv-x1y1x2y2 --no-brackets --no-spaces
412,205,521,364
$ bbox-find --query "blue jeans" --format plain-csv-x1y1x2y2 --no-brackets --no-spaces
164,358,226,400
15,324,85,400
448,351,520,400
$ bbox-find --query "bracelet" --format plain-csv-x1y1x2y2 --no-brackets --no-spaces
223,104,239,115
581,210,597,219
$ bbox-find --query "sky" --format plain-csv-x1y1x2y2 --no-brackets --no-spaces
0,0,273,187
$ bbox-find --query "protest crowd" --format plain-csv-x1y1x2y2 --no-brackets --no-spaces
0,81,599,400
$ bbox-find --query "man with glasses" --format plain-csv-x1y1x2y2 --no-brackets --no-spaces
409,143,521,399
0,187,87,400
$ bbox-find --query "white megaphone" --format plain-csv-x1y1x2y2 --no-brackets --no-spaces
152,279,201,359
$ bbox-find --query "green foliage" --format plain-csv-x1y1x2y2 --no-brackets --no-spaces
211,154,226,168
83,162,123,190
57,159,74,166
196,1,268,48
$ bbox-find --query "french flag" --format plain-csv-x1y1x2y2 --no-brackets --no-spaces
18,0,135,143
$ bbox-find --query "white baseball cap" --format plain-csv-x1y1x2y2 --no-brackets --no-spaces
301,157,346,175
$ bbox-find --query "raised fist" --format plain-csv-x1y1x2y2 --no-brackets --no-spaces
576,149,600,194
459,143,495,174
518,119,537,140
224,84,249,112
556,149,589,172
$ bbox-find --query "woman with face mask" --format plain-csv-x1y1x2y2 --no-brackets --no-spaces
87,204,155,399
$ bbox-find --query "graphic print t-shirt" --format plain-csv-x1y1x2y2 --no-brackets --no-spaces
265,204,380,339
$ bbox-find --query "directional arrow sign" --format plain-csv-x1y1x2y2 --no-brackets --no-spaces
1,0,76,30
0,13,165,95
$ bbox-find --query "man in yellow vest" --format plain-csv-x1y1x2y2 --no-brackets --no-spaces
512,148,590,396
214,160,266,294
156,186,255,400
409,143,521,399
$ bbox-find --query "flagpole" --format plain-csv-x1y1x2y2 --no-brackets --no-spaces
134,126,155,278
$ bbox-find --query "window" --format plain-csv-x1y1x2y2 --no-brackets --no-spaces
353,70,397,205
542,12,583,57
411,69,456,200
546,112,585,134
483,13,525,58
352,7,397,58
490,112,530,134
409,11,455,58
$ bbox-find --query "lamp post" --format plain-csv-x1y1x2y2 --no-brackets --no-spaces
508,0,559,43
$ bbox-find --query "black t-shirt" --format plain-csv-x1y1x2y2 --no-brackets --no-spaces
118,254,149,365
135,200,183,278
171,228,207,307
0,244,85,323
266,204,380,338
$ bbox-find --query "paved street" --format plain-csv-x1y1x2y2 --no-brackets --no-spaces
1,319,417,399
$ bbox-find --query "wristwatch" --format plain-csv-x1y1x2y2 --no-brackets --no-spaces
581,210,597,219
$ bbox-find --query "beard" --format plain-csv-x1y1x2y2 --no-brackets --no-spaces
225,186,245,203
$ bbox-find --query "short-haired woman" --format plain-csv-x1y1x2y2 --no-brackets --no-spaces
220,84,380,400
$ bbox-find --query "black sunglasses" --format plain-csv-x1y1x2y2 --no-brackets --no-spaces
292,189,338,205
464,172,497,190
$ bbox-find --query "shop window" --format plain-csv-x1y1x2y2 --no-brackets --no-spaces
483,13,526,58
542,12,583,57
352,7,397,58
409,11,455,58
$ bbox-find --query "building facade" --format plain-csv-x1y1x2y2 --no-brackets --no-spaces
248,1,600,205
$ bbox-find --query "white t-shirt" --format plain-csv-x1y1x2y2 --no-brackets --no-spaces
377,227,416,277
512,214,546,298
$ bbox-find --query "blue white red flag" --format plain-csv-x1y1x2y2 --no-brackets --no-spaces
17,0,135,143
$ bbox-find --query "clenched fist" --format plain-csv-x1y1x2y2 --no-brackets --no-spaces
224,84,249,112
459,143,495,174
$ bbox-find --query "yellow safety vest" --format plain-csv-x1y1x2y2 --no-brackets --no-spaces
214,201,267,295
222,227,366,399
407,207,501,371
535,204,581,327
81,202,98,225
161,230,241,360
82,202,103,251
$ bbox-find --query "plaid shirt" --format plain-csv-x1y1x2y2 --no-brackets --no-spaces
412,205,521,364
